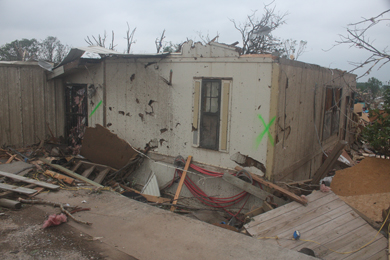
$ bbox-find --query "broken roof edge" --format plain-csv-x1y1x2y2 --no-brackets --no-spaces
277,56,357,78
0,61,42,66
55,46,169,69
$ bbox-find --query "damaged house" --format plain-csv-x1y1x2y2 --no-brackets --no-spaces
1,41,356,202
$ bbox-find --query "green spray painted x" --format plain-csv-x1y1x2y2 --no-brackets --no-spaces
256,115,276,148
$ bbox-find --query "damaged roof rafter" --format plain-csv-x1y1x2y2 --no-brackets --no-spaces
47,58,100,80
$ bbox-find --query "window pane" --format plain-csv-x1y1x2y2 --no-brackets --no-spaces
211,82,219,97
210,97,219,113
205,97,211,112
206,82,211,96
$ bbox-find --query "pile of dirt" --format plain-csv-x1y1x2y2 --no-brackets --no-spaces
331,157,390,196
331,157,390,222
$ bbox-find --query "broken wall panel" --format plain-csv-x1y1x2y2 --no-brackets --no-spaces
80,124,138,169
272,60,355,181
0,62,65,147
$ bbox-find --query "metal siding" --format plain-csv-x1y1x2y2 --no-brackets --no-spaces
0,67,10,146
0,64,65,147
7,67,24,146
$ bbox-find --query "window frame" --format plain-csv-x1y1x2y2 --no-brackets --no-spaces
192,77,232,152
322,86,342,141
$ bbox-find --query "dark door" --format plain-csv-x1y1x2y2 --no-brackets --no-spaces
65,84,88,146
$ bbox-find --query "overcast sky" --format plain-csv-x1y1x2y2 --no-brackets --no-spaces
1,0,389,83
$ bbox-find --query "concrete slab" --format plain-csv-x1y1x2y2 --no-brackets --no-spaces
36,189,315,260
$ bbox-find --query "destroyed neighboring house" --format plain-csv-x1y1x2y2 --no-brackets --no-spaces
1,42,356,186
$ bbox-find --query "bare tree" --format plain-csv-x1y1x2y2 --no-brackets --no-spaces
230,3,288,54
333,9,390,78
155,29,166,53
282,39,307,60
125,23,136,54
196,31,219,45
85,30,117,50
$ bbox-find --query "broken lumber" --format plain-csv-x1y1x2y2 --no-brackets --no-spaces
222,173,285,206
235,166,308,206
171,156,192,211
44,170,75,185
0,183,35,198
0,198,21,209
0,183,37,195
311,140,347,185
262,201,274,212
244,207,264,218
40,158,103,188
6,154,16,164
0,171,60,190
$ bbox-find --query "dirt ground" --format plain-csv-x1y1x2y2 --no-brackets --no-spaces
0,204,136,260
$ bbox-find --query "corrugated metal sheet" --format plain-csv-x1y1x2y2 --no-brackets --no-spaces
141,172,161,197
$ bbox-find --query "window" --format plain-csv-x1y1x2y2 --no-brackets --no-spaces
322,87,342,140
192,78,231,151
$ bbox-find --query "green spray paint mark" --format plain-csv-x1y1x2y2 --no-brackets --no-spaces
256,115,276,148
89,100,102,118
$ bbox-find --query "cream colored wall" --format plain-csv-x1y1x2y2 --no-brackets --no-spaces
102,42,274,172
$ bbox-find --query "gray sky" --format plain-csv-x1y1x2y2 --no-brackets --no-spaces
1,0,389,83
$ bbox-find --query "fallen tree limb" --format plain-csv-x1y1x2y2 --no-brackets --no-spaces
18,198,92,225
59,204,92,225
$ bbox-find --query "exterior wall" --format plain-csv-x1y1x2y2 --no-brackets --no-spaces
102,42,274,174
0,62,65,147
270,59,356,181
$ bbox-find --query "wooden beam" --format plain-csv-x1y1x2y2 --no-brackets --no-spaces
311,140,347,184
0,171,60,190
94,168,110,184
40,158,103,188
0,183,37,195
44,170,75,185
223,173,285,206
244,207,264,218
235,166,307,206
262,201,274,212
171,156,192,211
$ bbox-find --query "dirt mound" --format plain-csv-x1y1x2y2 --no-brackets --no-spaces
331,157,390,196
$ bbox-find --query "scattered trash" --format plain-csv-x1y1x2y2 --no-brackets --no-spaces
320,184,331,193
81,200,87,203
42,213,67,228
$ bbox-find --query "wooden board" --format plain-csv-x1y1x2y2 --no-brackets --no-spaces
0,171,60,190
245,191,388,259
40,158,103,188
235,166,307,205
222,173,285,206
171,156,192,211
94,168,111,184
0,183,37,195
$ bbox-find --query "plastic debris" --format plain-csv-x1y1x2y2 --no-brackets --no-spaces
42,213,67,228
320,184,332,193
293,230,301,240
